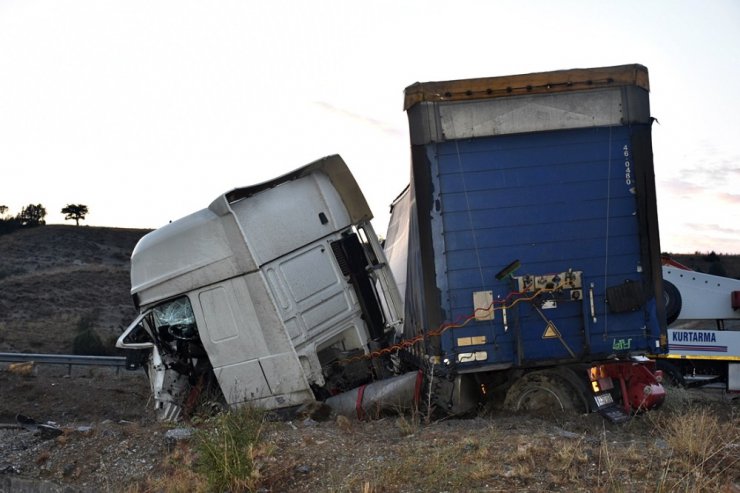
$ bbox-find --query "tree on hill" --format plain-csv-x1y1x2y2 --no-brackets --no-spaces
703,251,720,263
0,205,19,235
0,205,14,222
62,204,89,226
16,203,46,227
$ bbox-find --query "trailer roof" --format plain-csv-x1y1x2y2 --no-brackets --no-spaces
403,64,649,110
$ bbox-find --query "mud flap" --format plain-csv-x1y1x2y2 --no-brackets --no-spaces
433,375,479,416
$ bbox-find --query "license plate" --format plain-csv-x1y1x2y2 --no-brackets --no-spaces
594,393,614,407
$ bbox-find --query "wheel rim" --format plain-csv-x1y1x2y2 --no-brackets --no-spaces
515,386,566,411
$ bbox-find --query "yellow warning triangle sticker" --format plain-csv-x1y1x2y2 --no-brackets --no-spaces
542,321,560,339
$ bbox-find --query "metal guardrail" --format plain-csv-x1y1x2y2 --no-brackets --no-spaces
0,352,127,372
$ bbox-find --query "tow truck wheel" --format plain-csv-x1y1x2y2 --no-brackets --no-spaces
656,360,685,387
663,280,682,325
504,370,586,413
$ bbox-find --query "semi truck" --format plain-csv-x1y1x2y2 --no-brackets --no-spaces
656,258,740,391
385,64,667,421
119,64,667,423
117,156,406,421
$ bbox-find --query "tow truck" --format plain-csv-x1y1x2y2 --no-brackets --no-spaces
657,256,740,391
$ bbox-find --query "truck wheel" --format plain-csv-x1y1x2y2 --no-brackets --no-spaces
504,370,585,413
656,360,685,387
663,280,682,325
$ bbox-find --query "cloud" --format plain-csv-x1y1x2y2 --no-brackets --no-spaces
671,138,740,180
313,101,404,138
663,227,740,254
658,178,708,197
657,178,740,254
682,159,740,186
658,175,740,204
716,191,740,205
685,222,740,236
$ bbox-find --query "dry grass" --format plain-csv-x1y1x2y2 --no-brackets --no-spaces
126,443,210,493
651,406,740,492
7,361,36,376
395,406,422,437
271,403,738,492
94,389,739,492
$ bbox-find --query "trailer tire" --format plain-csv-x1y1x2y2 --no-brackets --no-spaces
504,370,586,414
663,280,682,325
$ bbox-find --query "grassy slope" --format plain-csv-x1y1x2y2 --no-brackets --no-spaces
0,225,149,353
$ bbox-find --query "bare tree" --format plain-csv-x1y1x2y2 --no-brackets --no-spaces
61,204,89,226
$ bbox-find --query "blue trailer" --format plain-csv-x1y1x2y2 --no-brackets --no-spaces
387,65,667,419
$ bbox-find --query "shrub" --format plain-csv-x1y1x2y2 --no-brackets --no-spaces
72,310,107,355
194,405,266,492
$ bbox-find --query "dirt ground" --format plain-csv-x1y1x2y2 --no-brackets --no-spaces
1,363,739,493
0,365,161,492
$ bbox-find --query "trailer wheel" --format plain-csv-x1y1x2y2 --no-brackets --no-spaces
504,370,586,413
663,280,682,325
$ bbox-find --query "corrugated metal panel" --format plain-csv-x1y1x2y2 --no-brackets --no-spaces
425,125,660,366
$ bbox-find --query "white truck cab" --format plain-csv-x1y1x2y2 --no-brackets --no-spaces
117,156,403,420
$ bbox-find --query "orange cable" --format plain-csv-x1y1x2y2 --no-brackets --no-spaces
340,283,566,365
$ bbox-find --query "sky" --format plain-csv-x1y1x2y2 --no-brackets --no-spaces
1,0,738,254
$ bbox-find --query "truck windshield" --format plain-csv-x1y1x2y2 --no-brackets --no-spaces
118,296,199,348
152,296,198,340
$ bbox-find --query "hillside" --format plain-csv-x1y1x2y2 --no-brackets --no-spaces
669,252,740,279
0,225,150,353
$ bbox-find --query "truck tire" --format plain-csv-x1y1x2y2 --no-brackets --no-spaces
504,370,586,413
656,359,685,387
663,280,682,325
